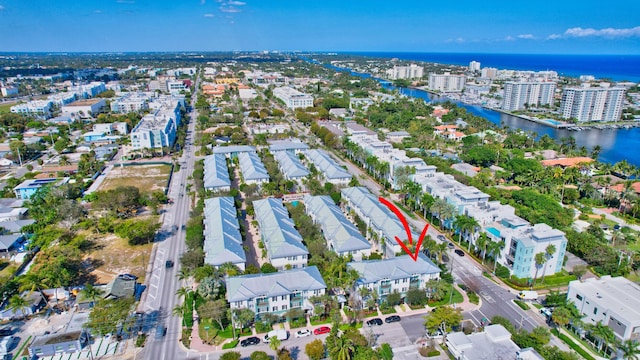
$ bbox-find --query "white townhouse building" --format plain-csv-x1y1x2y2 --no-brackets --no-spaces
268,140,309,154
253,198,309,270
304,149,352,185
304,195,371,260
238,152,270,185
203,154,231,192
567,276,640,341
341,187,412,258
203,197,246,271
11,100,53,119
347,254,441,302
211,145,256,159
272,86,314,109
274,150,309,182
226,266,326,318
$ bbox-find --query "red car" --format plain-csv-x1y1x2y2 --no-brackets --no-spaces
313,326,331,335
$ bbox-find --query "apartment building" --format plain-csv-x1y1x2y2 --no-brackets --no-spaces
386,64,424,80
11,100,53,119
272,86,314,109
347,254,440,302
227,266,326,318
304,195,371,260
501,81,556,111
560,83,625,122
268,140,309,154
428,73,466,92
110,92,151,113
211,145,256,159
203,154,231,192
567,276,640,341
129,97,183,150
203,197,246,270
253,198,309,270
238,152,269,185
93,122,129,135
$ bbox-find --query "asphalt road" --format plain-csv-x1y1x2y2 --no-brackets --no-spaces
140,78,200,360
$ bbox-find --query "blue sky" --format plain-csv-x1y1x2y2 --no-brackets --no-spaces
0,0,639,54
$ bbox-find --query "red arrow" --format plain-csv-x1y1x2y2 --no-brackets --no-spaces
379,197,430,261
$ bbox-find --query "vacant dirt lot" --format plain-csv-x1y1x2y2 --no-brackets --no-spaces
85,232,153,284
99,164,172,193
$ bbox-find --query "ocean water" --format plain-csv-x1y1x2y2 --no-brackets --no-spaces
348,52,640,82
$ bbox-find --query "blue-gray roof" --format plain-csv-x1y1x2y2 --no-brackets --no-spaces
203,154,231,190
203,197,246,267
0,234,22,251
274,151,309,180
304,149,352,180
238,152,270,182
269,141,309,152
253,198,308,259
226,266,326,302
304,195,370,253
212,145,256,155
347,254,440,284
341,186,414,244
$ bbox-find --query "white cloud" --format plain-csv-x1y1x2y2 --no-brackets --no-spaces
547,34,561,40
445,37,465,43
203,13,214,17
563,26,640,38
219,6,241,13
517,34,535,39
227,1,246,5
504,36,515,41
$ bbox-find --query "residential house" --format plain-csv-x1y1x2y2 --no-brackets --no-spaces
238,152,270,185
211,145,256,159
203,154,231,192
29,331,89,358
274,151,309,183
446,325,522,360
304,149,352,185
13,178,69,200
268,140,309,154
226,266,326,318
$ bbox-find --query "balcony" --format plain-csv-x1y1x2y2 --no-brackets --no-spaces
380,282,392,295
409,278,420,289
256,298,269,307
290,301,303,308
256,306,270,314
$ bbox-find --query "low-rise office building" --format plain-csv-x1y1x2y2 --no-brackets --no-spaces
304,195,371,260
567,276,640,341
203,197,246,271
253,198,309,270
227,266,326,318
273,86,314,109
347,254,440,302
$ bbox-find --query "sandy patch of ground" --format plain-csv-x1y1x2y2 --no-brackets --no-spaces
99,164,172,193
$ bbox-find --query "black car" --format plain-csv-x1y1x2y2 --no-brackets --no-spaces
118,273,138,281
0,327,12,336
165,260,174,268
385,315,401,323
454,249,465,257
366,318,383,326
240,336,260,347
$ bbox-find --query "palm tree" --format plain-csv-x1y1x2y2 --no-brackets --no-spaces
334,336,355,360
487,240,504,273
540,244,557,283
475,233,489,264
589,321,616,354
533,252,546,285
550,306,572,328
616,339,640,360
8,294,30,319
176,287,190,300
269,337,281,356
176,268,192,286
80,284,104,306
173,304,186,328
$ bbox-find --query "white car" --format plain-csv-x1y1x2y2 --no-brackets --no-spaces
295,329,312,338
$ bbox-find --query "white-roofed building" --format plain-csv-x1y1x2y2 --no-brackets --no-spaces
304,195,371,260
304,149,352,185
203,197,246,270
274,151,309,182
253,198,309,270
341,186,411,258
110,92,152,113
272,86,314,109
238,152,269,185
347,254,440,302
567,276,640,341
203,154,231,192
446,324,523,360
226,266,326,318
129,96,183,150
11,100,53,119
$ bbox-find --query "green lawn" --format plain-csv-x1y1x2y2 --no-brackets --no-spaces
0,103,15,114
428,288,463,307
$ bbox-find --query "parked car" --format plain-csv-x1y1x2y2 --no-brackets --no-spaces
540,307,552,318
240,336,260,347
295,329,311,338
313,326,331,335
0,328,11,337
385,315,401,323
165,260,174,268
263,329,288,343
366,318,383,326
118,274,138,281
454,249,465,257
447,242,455,249
437,235,446,241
